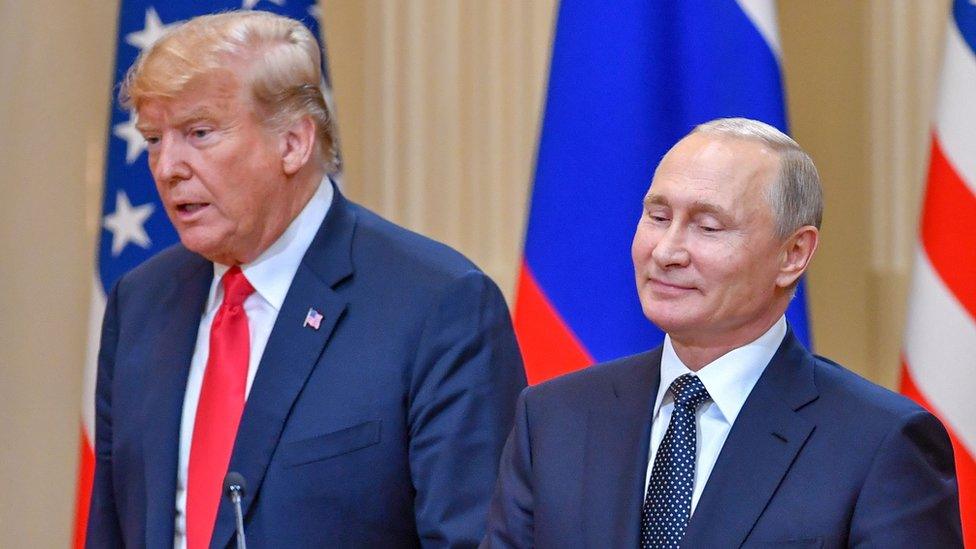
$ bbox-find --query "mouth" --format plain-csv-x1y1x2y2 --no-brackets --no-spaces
174,201,211,220
648,277,696,295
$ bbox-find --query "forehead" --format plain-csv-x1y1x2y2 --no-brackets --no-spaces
648,133,779,207
136,71,246,126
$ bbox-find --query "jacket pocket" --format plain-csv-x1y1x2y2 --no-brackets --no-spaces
281,420,382,467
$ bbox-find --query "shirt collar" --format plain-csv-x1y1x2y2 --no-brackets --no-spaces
208,177,334,312
653,316,787,425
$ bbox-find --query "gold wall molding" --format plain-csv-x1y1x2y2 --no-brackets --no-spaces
864,0,948,386
323,0,558,299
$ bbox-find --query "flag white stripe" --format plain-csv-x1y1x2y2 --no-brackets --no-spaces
736,0,781,59
82,278,106,445
934,20,976,198
903,246,976,452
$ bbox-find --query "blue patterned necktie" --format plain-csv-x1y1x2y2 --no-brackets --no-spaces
640,374,711,548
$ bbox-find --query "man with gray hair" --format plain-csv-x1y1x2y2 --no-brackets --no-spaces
483,118,962,548
86,10,525,548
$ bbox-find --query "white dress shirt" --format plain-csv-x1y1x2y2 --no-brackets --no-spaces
643,316,787,515
173,180,333,548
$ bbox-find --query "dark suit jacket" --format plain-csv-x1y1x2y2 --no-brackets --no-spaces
483,330,962,548
87,186,527,548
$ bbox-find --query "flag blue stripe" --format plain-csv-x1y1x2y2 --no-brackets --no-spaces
524,0,810,363
955,0,976,55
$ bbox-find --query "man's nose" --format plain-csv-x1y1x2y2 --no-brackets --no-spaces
152,136,191,184
651,224,690,268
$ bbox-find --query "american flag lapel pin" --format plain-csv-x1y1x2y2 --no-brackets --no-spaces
303,307,323,330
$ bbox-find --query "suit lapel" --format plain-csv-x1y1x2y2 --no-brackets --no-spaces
682,331,819,548
211,184,356,549
582,349,661,548
142,254,212,549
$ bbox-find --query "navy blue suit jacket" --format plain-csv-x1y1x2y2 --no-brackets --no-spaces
87,187,527,548
483,331,962,548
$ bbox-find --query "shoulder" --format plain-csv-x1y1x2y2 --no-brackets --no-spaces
801,353,954,462
347,202,482,283
113,243,208,299
523,350,659,410
810,355,929,423
327,198,509,330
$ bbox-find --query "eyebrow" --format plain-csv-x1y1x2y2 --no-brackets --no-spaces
175,107,220,125
643,194,668,208
135,107,222,134
643,193,727,217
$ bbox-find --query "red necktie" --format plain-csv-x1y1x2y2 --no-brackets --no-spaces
187,266,254,549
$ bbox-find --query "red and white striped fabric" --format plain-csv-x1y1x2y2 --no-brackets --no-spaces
73,285,103,547
900,7,976,546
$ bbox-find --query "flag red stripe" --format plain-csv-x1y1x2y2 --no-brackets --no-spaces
901,361,975,547
72,425,94,548
513,262,593,385
920,137,976,320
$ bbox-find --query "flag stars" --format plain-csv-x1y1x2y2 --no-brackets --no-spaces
125,7,179,53
242,0,286,10
307,4,322,25
103,190,155,256
113,110,147,165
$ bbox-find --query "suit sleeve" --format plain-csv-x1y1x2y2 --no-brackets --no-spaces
849,409,963,547
481,389,535,549
407,270,527,548
85,281,125,548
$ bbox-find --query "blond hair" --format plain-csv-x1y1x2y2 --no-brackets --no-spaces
120,10,337,172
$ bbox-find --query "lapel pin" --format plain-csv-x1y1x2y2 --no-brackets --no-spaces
303,307,323,330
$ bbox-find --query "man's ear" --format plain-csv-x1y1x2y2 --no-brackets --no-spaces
280,116,316,175
775,225,819,289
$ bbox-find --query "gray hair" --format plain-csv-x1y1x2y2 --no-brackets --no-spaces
693,117,823,238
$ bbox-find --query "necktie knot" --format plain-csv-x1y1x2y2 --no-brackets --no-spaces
669,373,710,410
221,266,255,308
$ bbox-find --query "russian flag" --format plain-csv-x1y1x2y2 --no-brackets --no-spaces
515,0,811,384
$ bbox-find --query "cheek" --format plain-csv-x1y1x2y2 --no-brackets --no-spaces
216,190,253,226
712,254,769,300
631,225,655,262
221,180,275,228
153,179,173,209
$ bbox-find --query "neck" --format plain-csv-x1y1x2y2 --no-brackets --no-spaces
669,310,785,371
283,166,325,227
218,167,326,266
669,340,740,372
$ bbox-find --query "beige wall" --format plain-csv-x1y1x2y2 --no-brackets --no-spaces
322,0,557,294
0,1,949,545
781,0,948,387
0,0,117,545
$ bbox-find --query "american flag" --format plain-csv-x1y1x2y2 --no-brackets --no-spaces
73,1,332,546
303,307,323,330
900,0,976,544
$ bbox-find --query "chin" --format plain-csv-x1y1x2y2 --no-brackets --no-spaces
644,305,701,336
178,233,227,262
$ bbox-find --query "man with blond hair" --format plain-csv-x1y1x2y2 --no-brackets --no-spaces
87,10,525,548
483,118,961,548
